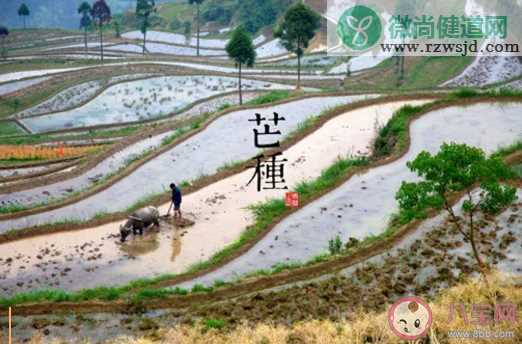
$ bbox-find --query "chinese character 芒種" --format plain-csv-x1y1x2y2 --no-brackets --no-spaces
249,112,286,148
247,152,288,191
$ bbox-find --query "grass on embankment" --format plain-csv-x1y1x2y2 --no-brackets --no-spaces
372,104,426,158
373,87,522,158
0,275,179,308
0,121,25,136
514,163,522,178
0,125,142,146
246,90,294,106
344,56,473,91
181,90,522,283
0,77,94,120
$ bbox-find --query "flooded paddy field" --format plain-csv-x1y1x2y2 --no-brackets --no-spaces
0,99,416,294
267,54,344,69
179,102,522,288
0,95,375,233
14,74,158,118
0,77,51,96
0,130,175,207
105,43,225,57
20,76,298,133
0,161,74,180
122,30,231,49
0,61,340,89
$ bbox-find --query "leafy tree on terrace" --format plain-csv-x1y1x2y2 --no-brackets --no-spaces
202,0,233,25
136,0,156,55
188,0,205,56
239,0,293,34
396,143,517,283
274,3,320,89
393,0,416,85
0,26,9,59
91,0,112,64
18,3,30,29
226,26,256,105
114,20,121,38
183,21,192,43
78,2,92,57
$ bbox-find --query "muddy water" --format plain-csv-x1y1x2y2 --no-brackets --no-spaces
0,96,399,294
0,131,175,207
0,95,375,234
179,102,522,288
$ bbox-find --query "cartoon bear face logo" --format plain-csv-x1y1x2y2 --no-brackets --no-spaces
388,296,433,340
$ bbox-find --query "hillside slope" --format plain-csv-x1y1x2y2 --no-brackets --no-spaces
0,0,168,29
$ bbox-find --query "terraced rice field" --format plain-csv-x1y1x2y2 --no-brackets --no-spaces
14,74,157,118
2,100,521,295
122,30,230,49
179,102,522,288
1,98,415,293
0,130,176,207
1,11,522,343
0,95,376,232
0,77,51,96
20,76,299,133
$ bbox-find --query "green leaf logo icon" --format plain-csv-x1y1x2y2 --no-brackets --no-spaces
337,5,382,51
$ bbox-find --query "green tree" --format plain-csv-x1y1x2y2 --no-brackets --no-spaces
91,0,112,64
0,26,8,59
169,17,182,31
274,3,320,89
136,0,155,55
225,26,256,105
202,0,233,25
114,20,121,38
183,21,192,43
17,3,30,29
78,2,92,57
393,0,417,85
396,143,517,281
188,0,205,56
239,0,292,34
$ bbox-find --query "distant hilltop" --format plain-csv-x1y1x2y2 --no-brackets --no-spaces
0,0,161,29
0,0,295,36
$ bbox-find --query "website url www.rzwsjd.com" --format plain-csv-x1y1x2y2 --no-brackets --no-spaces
447,329,515,339
380,40,520,56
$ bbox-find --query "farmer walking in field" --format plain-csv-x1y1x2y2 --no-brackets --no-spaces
168,183,182,219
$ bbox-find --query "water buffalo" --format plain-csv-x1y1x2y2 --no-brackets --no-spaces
120,206,160,242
